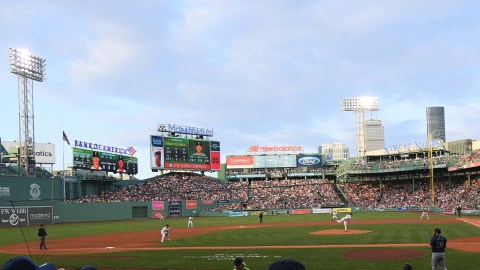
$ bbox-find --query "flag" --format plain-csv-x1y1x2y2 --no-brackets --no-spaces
63,131,70,145
127,146,137,156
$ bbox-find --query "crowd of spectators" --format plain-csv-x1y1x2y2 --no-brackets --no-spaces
231,178,344,210
339,178,480,210
68,170,480,211
455,149,480,166
66,150,480,212
68,173,344,210
347,154,452,172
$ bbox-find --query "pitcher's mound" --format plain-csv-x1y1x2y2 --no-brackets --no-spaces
311,229,371,235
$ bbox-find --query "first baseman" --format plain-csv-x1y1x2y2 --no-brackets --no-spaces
336,213,352,231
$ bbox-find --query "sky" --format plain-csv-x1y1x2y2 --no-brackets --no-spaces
1,1,479,179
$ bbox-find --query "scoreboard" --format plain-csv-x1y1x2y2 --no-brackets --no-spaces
150,135,220,171
73,147,138,174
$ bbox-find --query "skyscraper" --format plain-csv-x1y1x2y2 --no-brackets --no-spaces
364,119,385,152
426,106,446,142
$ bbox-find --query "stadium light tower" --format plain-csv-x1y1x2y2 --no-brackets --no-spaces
9,47,46,176
341,97,380,162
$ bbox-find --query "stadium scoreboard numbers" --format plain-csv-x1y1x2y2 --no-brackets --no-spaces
150,135,220,171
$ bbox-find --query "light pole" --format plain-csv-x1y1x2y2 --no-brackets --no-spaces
341,97,380,162
9,47,46,176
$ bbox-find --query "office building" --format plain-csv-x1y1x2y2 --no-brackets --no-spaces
426,106,446,142
365,119,385,152
320,142,349,161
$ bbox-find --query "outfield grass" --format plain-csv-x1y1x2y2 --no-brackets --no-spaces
1,212,479,269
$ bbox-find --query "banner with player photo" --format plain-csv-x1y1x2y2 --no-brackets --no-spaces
73,148,138,174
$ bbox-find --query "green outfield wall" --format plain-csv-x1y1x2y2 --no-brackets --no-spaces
0,176,63,207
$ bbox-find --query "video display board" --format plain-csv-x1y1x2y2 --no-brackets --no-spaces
150,135,220,171
253,154,297,168
73,147,138,174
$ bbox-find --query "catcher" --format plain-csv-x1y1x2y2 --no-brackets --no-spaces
161,224,170,242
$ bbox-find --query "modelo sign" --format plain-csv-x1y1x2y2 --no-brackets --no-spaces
296,154,322,167
1,141,55,164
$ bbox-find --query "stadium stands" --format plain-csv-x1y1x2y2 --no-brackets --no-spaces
64,149,480,213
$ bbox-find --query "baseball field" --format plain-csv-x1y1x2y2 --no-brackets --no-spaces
0,211,479,269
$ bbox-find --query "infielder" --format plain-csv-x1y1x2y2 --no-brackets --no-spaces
337,213,352,231
161,224,170,242
421,207,430,220
187,216,193,228
331,209,338,221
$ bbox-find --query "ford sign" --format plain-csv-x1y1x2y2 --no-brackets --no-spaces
298,156,321,166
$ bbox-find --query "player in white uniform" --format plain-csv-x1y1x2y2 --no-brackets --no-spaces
161,224,170,242
336,213,352,231
159,213,165,221
331,209,338,221
420,207,430,220
187,216,193,228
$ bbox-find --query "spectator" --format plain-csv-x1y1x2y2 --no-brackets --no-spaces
268,259,306,270
233,256,250,270
0,256,56,270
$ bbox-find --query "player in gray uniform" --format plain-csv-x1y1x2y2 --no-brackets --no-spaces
420,207,430,220
429,227,447,270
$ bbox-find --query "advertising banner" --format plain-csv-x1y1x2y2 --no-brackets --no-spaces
150,136,164,169
296,154,323,167
228,211,249,217
27,206,53,225
168,200,183,206
1,141,55,164
333,207,352,213
0,206,53,227
152,201,165,210
311,208,331,214
217,199,230,204
226,156,254,169
169,207,181,216
186,200,197,209
1,207,27,227
291,209,311,215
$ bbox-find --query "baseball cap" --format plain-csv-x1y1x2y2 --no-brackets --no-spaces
0,256,56,270
268,259,306,270
233,257,244,267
